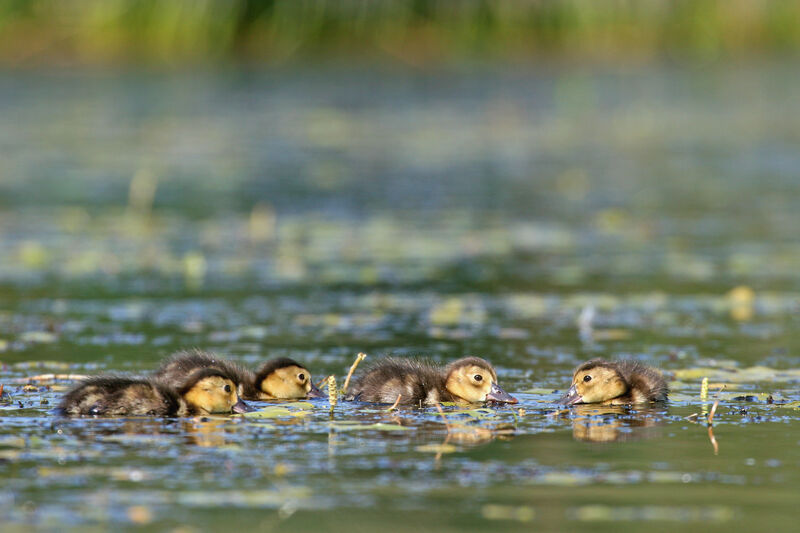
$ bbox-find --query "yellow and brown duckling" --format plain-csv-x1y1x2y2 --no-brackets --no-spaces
344,356,518,406
558,359,668,406
153,350,324,401
249,357,325,400
59,367,251,417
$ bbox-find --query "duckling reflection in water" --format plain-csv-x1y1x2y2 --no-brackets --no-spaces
154,350,324,401
567,405,664,443
558,359,668,406
183,418,233,448
344,356,517,406
60,367,251,417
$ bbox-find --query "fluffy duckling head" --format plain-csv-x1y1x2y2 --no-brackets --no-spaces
253,358,324,400
179,368,253,414
558,360,627,405
444,357,518,404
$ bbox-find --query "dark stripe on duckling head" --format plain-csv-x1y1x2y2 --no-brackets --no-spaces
253,357,307,386
445,356,497,381
573,359,636,389
176,367,236,396
156,350,252,394
573,358,610,374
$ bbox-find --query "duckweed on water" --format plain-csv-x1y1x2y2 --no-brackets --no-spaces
1,357,799,531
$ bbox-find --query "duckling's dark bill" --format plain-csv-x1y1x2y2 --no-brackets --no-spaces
307,381,325,399
233,398,255,413
486,383,518,404
557,384,582,405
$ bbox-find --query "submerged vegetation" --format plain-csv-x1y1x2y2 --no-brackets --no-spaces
1,0,800,65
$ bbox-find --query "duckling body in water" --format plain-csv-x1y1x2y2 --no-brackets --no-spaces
558,359,668,405
60,367,251,417
345,356,517,406
154,350,323,401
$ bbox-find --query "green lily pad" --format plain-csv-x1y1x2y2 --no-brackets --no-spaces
329,421,410,432
667,392,704,403
243,407,311,419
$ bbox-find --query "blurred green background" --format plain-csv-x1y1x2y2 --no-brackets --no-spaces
1,0,799,66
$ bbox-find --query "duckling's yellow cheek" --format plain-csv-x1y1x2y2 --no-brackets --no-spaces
471,384,486,402
576,383,595,400
213,393,233,413
467,383,489,403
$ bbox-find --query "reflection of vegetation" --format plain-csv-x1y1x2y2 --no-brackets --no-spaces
2,0,799,64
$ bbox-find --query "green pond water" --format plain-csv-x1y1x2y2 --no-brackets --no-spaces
1,63,799,532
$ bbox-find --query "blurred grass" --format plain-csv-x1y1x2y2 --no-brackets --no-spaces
1,0,799,66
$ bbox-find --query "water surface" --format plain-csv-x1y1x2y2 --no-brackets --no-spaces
1,63,799,532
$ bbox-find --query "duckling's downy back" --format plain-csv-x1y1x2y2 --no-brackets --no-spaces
345,358,450,405
613,359,668,402
60,376,185,417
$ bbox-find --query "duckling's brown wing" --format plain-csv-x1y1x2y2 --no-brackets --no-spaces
615,360,668,402
345,358,448,405
60,376,182,416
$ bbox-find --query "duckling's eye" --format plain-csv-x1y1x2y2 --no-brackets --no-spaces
224,384,232,393
583,375,592,383
298,373,306,382
474,374,483,382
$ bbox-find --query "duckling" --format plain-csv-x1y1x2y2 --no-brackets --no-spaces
558,359,668,405
344,356,518,406
60,367,251,417
154,350,324,401
250,357,325,400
